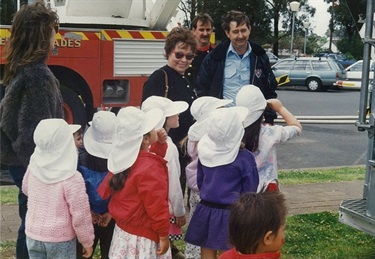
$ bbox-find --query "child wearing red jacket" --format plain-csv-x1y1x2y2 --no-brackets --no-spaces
98,106,171,258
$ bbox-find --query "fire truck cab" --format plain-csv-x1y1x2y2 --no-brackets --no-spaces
0,0,182,127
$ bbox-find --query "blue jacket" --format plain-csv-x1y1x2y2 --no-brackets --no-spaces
196,39,278,123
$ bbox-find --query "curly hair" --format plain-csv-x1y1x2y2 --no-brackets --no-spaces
3,0,59,85
164,27,197,58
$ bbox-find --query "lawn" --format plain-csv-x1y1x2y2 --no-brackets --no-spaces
1,166,374,258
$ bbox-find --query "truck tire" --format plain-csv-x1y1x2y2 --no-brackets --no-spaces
61,86,87,128
306,78,322,92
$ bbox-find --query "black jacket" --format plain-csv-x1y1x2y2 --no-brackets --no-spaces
196,39,278,123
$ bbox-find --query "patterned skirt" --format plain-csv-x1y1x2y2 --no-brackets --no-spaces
109,224,172,259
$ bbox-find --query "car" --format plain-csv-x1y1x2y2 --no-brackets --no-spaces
266,52,279,65
345,60,374,81
272,57,347,91
315,52,356,68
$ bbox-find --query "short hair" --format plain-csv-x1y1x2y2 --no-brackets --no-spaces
228,191,287,254
164,27,197,58
191,13,214,29
3,0,59,85
221,10,250,33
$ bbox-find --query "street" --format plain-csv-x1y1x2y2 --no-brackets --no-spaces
275,88,368,169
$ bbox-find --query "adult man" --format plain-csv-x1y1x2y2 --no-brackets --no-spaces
196,10,278,124
186,13,214,90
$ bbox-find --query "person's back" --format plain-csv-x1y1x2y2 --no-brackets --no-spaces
22,119,94,259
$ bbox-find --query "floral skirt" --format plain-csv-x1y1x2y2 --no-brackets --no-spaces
109,224,172,259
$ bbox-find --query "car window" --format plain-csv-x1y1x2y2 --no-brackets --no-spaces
274,60,294,70
293,60,311,70
350,62,363,71
311,61,332,70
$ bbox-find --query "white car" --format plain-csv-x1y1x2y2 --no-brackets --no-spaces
345,60,374,81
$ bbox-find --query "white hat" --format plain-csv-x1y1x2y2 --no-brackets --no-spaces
236,85,267,127
84,111,116,159
108,106,163,174
28,118,81,184
141,96,188,129
188,97,233,141
198,106,248,167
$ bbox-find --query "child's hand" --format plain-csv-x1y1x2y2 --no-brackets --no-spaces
156,236,170,255
91,211,100,224
157,128,168,144
98,212,112,227
267,99,283,113
82,246,93,258
175,215,186,227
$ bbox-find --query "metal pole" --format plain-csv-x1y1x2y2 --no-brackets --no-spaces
290,11,296,58
304,28,307,55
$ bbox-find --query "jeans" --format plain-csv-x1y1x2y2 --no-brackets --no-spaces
8,165,29,259
26,236,76,259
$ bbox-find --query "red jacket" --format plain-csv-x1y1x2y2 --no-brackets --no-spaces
219,248,281,259
98,143,169,243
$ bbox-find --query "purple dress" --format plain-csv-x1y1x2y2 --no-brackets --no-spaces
184,149,259,250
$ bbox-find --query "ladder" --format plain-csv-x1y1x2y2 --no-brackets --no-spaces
339,0,375,236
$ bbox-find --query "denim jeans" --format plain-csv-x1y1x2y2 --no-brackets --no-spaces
8,165,29,259
26,236,76,259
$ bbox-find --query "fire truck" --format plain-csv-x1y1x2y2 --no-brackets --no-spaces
339,0,375,236
0,0,182,126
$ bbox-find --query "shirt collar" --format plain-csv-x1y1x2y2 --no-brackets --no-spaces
227,42,252,58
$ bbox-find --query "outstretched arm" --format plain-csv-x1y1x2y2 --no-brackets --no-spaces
267,99,302,130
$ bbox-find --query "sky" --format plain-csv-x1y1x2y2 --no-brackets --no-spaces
307,0,331,37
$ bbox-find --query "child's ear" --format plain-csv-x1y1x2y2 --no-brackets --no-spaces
263,230,275,246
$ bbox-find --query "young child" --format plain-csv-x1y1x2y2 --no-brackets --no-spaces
76,110,116,259
22,118,94,259
219,191,287,259
236,85,302,192
97,106,172,258
141,96,188,259
73,128,83,149
185,106,259,259
184,96,232,259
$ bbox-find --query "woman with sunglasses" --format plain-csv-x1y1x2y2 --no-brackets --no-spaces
0,1,63,258
142,26,197,258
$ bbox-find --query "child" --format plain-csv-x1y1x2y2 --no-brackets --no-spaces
98,106,172,258
76,110,116,259
219,191,287,259
184,96,232,259
236,85,302,192
73,128,83,149
141,96,188,259
22,118,94,259
185,107,259,259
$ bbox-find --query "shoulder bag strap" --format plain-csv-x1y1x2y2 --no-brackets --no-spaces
160,69,169,98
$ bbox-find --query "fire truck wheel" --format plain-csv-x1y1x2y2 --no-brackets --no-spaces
61,86,87,128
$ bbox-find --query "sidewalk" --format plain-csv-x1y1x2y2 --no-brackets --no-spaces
0,180,364,242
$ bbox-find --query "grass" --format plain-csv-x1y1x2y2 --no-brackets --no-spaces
1,165,373,258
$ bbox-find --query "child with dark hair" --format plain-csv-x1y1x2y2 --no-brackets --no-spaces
219,191,287,259
98,107,171,258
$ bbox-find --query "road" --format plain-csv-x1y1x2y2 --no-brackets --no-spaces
275,88,368,170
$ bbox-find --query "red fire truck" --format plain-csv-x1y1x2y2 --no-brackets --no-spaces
0,0,182,126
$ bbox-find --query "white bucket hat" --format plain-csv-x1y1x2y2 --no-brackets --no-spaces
188,97,233,141
108,106,163,174
28,118,81,184
236,85,267,127
84,111,116,159
198,106,248,167
141,96,188,129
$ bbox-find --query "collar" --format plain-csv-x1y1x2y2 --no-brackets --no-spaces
198,45,211,52
227,42,251,58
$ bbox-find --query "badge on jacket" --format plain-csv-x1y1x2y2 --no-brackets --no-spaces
255,69,263,78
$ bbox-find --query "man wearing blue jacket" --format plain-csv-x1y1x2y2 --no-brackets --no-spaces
196,10,278,124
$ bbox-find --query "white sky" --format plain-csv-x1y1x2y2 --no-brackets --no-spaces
307,0,331,37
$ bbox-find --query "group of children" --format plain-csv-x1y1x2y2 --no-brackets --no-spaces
21,84,301,259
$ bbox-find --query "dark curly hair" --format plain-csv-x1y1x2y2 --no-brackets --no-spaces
164,27,197,58
3,0,59,85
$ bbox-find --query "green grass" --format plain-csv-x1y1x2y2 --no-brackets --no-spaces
0,186,18,205
278,166,366,185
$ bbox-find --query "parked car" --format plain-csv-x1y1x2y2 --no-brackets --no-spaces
345,60,374,80
266,52,279,65
315,52,356,68
272,57,347,91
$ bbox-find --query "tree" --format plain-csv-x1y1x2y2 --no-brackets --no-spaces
0,0,16,25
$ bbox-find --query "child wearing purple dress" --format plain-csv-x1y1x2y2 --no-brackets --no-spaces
184,106,259,259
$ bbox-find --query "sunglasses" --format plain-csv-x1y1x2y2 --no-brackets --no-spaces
173,51,195,61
